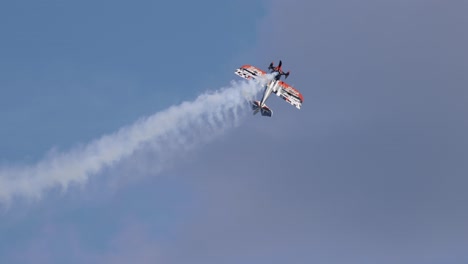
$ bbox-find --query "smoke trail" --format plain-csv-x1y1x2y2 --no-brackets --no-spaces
0,78,267,204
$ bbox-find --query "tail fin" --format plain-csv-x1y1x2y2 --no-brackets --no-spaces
251,100,260,115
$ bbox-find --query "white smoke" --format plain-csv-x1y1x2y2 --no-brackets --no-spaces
0,78,267,205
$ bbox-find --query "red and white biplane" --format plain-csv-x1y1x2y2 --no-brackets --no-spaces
235,60,303,117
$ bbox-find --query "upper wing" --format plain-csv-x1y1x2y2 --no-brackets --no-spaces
234,65,267,80
275,81,304,109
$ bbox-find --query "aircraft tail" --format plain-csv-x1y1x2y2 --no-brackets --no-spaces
251,101,272,117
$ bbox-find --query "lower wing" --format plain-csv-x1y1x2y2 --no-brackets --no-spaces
234,65,267,80
276,81,304,109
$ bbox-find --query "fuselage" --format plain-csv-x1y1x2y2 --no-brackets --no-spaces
260,78,279,107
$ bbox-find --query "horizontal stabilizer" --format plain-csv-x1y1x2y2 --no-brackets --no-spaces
251,101,272,117
260,107,272,117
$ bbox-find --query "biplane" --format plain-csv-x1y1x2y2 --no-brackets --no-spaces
234,60,303,117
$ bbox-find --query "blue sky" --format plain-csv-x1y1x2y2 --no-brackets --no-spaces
0,0,265,262
1,0,468,263
0,0,264,161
